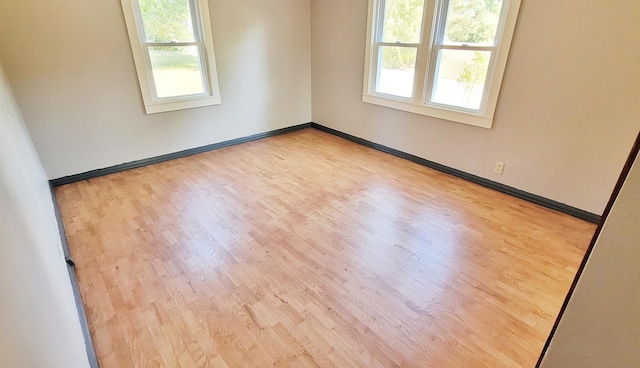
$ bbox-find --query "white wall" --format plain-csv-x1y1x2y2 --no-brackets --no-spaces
0,0,311,179
540,141,640,367
0,62,89,367
310,0,640,215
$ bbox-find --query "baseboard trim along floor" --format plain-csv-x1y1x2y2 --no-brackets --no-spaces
49,183,99,368
50,122,600,224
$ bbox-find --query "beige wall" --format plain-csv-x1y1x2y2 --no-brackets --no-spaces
1,0,637,213
0,62,89,367
311,0,640,215
0,0,311,179
540,143,640,367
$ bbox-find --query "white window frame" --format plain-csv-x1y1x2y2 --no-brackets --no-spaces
120,0,221,114
363,0,522,128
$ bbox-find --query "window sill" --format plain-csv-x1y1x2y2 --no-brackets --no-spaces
362,94,492,129
144,95,221,114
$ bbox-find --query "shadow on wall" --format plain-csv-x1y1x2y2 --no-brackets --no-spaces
0,63,90,368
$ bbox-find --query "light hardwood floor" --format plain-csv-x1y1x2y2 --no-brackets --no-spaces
56,128,596,367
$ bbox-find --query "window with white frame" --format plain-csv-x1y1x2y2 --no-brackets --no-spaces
363,0,521,128
120,0,221,114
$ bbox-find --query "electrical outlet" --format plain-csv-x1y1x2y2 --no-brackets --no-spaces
494,162,505,175
57,241,64,258
2,104,11,125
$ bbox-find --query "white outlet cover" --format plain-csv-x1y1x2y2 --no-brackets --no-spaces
2,104,11,125
57,241,64,257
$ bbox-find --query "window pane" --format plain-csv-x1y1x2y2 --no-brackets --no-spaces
431,49,490,110
443,0,503,46
148,46,205,98
376,46,417,98
139,0,195,42
381,0,425,43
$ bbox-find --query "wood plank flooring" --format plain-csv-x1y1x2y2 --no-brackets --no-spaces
55,128,596,367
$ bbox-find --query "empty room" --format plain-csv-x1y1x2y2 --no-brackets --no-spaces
1,0,639,367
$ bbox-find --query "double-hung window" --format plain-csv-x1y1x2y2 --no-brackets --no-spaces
363,0,522,128
121,0,221,114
